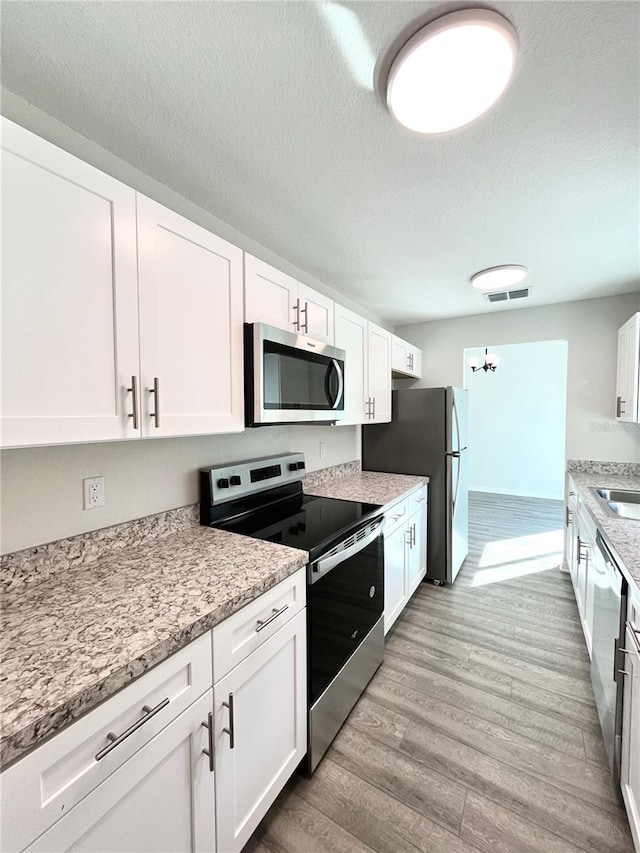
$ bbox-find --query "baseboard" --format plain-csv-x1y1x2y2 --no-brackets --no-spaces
469,486,564,501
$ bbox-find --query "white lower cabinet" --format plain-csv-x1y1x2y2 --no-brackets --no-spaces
24,691,215,853
384,487,428,634
214,608,306,853
622,595,640,851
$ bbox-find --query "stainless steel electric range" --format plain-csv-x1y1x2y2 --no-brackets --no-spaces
199,453,385,773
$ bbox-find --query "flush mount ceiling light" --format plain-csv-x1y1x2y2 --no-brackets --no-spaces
386,9,518,134
471,264,528,291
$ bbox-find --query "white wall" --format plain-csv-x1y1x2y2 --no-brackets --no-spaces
464,341,568,499
0,426,360,554
395,294,640,464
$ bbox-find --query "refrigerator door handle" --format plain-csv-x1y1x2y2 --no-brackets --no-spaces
452,452,462,519
452,391,461,454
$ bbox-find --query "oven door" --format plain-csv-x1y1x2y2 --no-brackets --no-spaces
308,517,384,704
245,323,345,425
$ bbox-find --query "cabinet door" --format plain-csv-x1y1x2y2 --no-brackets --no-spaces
25,692,215,853
244,254,297,332
137,195,244,437
392,337,409,373
1,118,140,447
407,502,428,596
617,314,640,423
621,623,640,851
367,323,392,423
384,524,408,634
298,283,334,344
334,304,368,424
214,609,306,853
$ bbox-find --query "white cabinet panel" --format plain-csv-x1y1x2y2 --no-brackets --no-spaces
244,255,297,332
24,692,215,853
298,283,334,344
407,501,428,596
1,117,140,447
391,336,422,379
384,523,407,635
367,323,392,423
334,304,368,424
621,618,640,852
137,196,244,438
214,609,306,853
616,313,640,422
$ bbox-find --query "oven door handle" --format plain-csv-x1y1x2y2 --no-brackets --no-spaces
311,518,385,583
330,359,344,410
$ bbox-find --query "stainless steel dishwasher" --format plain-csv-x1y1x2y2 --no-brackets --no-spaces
591,531,627,787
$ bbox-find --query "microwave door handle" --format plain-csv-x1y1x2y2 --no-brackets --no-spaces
331,359,344,410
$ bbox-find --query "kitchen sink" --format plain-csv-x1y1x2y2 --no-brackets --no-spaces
592,488,640,520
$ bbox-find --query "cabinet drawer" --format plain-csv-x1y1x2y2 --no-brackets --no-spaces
410,486,428,513
1,632,212,853
385,498,408,535
213,568,306,683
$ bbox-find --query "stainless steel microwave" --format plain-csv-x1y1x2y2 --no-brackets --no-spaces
244,323,346,426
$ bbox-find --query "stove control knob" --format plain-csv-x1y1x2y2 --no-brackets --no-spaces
217,478,230,489
230,475,241,486
297,461,306,470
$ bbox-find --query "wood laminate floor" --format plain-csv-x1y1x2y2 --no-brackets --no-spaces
246,492,634,853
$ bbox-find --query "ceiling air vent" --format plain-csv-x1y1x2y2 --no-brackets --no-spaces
483,287,532,303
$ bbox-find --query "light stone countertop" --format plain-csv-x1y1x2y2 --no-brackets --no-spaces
0,526,307,770
304,470,428,506
568,471,640,594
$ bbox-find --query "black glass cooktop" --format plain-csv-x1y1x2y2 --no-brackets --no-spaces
213,492,380,557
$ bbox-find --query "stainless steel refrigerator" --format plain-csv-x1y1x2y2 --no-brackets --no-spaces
362,387,469,585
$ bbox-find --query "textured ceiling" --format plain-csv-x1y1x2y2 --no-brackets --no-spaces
1,1,639,322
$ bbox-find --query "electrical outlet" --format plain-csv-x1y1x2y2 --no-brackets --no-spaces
319,441,326,459
83,476,105,510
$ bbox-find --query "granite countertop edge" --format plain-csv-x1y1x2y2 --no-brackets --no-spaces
568,471,640,595
0,539,307,772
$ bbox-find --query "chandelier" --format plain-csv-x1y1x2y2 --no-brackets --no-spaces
469,348,500,373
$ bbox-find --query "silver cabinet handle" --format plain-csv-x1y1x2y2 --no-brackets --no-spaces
412,523,416,547
566,507,573,526
127,375,139,430
405,528,412,546
300,301,309,333
372,396,376,419
292,299,300,330
223,692,235,749
256,603,289,632
149,377,160,428
95,697,170,761
616,396,626,417
569,490,575,496
201,711,214,772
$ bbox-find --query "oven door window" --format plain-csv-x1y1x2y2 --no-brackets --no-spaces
308,535,384,703
264,341,343,411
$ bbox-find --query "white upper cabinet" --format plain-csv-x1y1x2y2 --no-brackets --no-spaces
297,282,334,344
334,304,368,424
1,118,140,448
244,255,334,344
391,335,422,379
616,313,640,422
1,119,246,448
137,195,244,437
367,322,392,423
244,254,298,333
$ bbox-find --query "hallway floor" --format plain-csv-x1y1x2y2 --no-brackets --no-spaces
247,492,634,853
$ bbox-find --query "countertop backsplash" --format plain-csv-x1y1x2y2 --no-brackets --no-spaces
567,459,640,476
